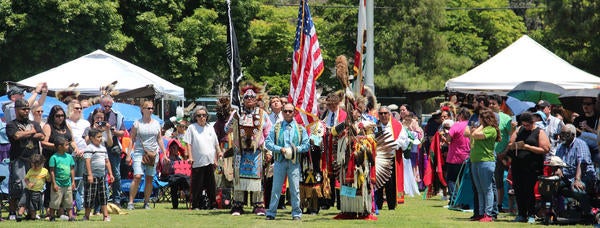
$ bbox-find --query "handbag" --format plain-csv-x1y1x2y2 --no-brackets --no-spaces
140,137,157,166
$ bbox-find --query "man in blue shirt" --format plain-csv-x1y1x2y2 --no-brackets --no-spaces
264,103,309,221
555,124,596,215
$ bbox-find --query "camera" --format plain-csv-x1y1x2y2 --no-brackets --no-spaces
97,121,107,126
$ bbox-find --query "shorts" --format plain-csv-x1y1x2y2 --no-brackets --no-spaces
132,151,157,177
26,189,43,211
84,176,107,208
9,158,29,207
50,186,73,210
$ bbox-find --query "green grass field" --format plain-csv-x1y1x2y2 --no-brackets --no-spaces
0,195,591,227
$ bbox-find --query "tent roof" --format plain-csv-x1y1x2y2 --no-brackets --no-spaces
18,50,185,100
445,35,600,95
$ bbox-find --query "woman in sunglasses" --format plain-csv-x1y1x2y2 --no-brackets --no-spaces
126,101,166,210
40,105,78,217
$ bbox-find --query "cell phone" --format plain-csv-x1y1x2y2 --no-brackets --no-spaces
97,121,107,126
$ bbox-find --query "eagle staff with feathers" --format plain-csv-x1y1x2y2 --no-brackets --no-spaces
329,55,396,219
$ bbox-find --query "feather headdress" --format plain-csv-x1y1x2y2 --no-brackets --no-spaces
56,83,80,103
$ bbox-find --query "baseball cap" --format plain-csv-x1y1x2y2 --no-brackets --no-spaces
14,98,30,109
7,87,24,96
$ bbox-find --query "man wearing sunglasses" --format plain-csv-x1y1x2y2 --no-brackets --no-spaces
375,105,411,210
264,103,309,220
225,85,272,216
5,98,45,220
99,96,126,206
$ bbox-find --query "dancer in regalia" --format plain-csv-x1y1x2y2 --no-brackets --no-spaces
225,83,273,216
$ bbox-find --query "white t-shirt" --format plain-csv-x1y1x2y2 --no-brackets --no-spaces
184,122,218,168
133,119,161,154
67,118,91,150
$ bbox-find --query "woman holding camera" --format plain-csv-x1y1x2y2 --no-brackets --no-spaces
126,101,166,210
508,112,550,223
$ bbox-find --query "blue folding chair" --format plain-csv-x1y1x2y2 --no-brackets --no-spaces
0,159,10,214
120,175,169,208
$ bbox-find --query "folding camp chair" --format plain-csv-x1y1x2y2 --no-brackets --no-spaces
120,175,169,208
0,159,9,213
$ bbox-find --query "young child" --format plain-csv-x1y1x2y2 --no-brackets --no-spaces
17,154,49,221
48,136,76,221
83,128,114,221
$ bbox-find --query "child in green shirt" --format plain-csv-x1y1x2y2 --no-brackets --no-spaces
48,136,76,221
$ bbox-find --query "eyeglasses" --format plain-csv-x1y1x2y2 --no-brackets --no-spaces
244,95,256,100
379,112,389,115
144,107,154,110
55,114,65,118
283,110,294,114
583,102,594,106
74,107,82,110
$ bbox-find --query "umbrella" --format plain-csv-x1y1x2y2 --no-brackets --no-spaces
506,96,536,116
0,92,67,119
558,89,600,114
82,102,163,130
507,81,566,104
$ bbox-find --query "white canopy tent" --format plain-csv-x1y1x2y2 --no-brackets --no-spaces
17,50,185,119
18,50,185,101
445,35,600,95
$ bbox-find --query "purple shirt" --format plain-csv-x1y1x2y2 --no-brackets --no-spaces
446,120,470,164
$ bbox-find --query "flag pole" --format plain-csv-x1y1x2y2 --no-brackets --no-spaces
365,0,375,95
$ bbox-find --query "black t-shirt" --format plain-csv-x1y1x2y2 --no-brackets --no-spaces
6,118,43,160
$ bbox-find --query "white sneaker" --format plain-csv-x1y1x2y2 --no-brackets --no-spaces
127,203,135,210
104,216,111,222
60,215,70,221
144,203,151,210
9,214,16,220
441,195,449,201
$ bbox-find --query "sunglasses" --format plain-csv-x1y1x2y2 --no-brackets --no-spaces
35,110,44,113
74,107,82,110
55,114,65,118
197,114,208,117
144,107,154,110
379,112,389,115
103,105,112,109
244,95,256,99
283,110,294,114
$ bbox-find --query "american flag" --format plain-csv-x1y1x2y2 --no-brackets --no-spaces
353,0,367,94
289,0,324,127
227,0,242,109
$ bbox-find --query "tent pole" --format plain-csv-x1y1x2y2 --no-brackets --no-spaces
161,98,165,120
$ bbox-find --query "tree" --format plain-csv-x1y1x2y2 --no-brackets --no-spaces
0,0,129,82
540,0,600,76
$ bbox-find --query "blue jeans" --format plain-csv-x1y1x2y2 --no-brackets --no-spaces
108,152,122,204
267,159,301,218
74,157,86,210
471,161,495,216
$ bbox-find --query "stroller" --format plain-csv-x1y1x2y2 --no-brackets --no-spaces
537,156,600,225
